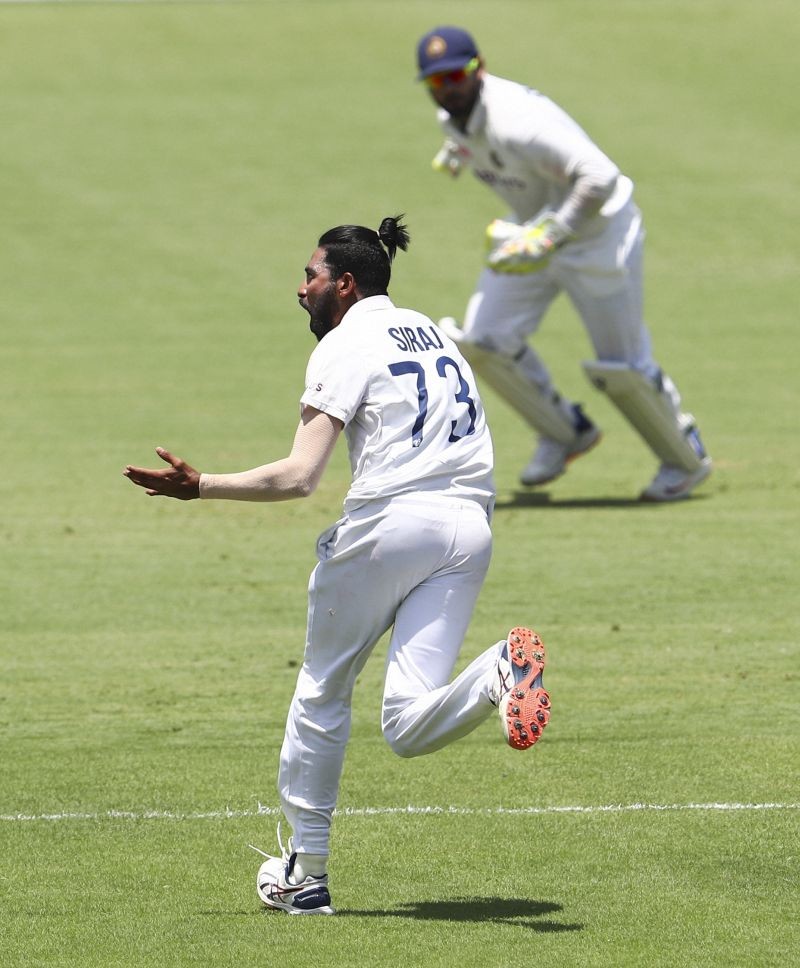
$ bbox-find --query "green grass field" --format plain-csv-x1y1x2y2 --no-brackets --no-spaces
1,1,798,965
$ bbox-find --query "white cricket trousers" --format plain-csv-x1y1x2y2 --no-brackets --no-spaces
278,492,497,856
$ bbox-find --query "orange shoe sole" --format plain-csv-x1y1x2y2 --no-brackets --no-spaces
503,627,551,751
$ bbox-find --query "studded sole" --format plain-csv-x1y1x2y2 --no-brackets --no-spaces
502,627,551,751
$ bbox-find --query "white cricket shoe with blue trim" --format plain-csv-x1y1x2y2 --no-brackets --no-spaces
640,458,712,502
249,829,334,915
520,406,601,486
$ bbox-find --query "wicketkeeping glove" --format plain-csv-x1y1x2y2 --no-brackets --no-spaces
431,139,469,178
486,215,571,273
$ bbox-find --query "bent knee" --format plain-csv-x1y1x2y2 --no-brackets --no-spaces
382,721,426,759
383,728,416,759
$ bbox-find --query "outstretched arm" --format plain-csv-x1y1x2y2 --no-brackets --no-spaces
124,407,343,502
199,407,342,501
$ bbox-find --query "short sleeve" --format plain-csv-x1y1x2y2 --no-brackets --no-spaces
300,334,368,426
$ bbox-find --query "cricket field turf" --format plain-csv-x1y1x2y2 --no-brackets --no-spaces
1,1,798,965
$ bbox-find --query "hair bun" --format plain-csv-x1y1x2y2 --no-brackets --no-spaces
377,214,411,262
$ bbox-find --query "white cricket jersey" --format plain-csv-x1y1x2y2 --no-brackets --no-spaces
439,73,633,237
300,296,495,511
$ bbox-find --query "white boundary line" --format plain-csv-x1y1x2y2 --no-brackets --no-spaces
2,802,798,823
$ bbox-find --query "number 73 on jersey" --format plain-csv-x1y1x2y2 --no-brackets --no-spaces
389,356,477,448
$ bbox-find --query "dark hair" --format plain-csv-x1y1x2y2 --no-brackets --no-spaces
317,215,410,297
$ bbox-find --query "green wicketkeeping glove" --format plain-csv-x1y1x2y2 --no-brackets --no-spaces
486,216,570,273
431,140,468,178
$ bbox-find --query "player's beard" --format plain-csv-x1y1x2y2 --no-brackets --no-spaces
445,95,479,126
436,78,482,128
304,284,338,342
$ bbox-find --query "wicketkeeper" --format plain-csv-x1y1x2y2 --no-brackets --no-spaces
417,25,712,501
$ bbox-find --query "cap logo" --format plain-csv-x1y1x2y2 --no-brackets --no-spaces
425,35,448,60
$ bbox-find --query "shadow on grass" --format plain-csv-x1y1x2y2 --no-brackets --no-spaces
494,490,710,510
339,896,582,932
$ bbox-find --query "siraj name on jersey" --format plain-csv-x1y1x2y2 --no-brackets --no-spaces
388,325,445,353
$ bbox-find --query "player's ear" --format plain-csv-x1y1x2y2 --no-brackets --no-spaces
337,272,357,298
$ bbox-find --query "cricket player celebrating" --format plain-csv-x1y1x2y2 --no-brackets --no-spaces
124,216,551,915
416,26,712,501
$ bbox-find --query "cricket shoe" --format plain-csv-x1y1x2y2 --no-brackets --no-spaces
640,457,713,502
520,406,601,486
489,627,551,750
249,830,334,916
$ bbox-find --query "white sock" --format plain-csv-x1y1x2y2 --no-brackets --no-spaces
291,852,327,882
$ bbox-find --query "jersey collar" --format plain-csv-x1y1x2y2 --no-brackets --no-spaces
341,294,395,325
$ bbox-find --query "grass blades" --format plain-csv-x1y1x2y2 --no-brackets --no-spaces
1,2,798,965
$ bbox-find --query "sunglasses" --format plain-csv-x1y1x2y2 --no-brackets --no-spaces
425,57,480,90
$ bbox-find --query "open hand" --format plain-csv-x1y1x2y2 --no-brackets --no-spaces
124,447,201,500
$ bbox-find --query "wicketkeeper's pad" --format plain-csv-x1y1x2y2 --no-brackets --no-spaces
438,318,578,441
583,361,706,471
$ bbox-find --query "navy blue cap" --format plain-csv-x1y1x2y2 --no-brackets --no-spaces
416,26,479,79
